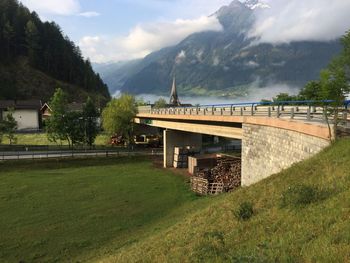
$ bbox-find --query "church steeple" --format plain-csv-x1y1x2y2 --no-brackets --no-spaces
169,76,181,106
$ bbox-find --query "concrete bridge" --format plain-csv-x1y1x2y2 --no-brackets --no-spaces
135,101,349,186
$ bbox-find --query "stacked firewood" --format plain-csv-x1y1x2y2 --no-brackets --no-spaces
195,156,241,192
211,157,241,191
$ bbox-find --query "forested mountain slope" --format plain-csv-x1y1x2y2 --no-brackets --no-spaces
0,0,110,103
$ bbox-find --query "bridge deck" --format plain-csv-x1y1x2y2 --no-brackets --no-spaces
136,112,332,140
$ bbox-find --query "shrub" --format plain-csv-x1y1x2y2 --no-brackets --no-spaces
280,184,324,208
235,201,254,221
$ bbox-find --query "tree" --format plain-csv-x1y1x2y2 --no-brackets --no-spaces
25,20,40,66
46,88,70,145
3,21,15,58
83,97,99,147
136,97,147,106
319,59,349,141
0,120,5,144
299,81,323,101
65,111,85,146
2,108,17,144
0,1,110,102
102,94,137,144
272,93,299,102
154,98,167,109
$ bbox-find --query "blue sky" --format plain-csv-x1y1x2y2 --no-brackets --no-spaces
20,0,232,62
20,0,350,63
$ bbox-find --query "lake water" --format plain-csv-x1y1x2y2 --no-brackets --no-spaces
113,85,300,105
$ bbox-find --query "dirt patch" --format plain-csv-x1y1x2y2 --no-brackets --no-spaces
148,155,191,178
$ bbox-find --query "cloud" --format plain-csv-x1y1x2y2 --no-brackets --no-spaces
80,16,222,63
20,0,80,15
78,12,100,18
175,50,186,64
250,0,350,43
20,0,99,18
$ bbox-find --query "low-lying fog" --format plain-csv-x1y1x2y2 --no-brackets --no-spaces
113,84,300,105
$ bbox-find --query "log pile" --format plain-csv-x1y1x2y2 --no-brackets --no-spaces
193,155,241,194
211,156,241,191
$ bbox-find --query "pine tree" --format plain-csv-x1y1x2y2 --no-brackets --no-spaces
83,97,99,147
25,20,40,66
3,21,15,58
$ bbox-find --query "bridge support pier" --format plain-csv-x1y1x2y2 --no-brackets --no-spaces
163,130,202,168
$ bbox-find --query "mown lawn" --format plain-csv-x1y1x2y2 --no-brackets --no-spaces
1,133,110,146
0,157,207,262
100,139,350,263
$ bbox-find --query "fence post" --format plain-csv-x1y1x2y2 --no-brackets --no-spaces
307,107,311,121
268,107,271,117
212,106,215,115
240,107,243,116
230,105,233,116
342,111,347,123
277,106,280,118
291,108,295,119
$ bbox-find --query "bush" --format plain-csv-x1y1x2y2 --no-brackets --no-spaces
280,184,325,208
235,202,254,221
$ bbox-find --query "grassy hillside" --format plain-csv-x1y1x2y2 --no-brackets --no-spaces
98,139,350,262
0,157,209,262
0,58,108,104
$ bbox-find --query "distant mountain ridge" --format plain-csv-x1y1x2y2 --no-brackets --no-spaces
95,0,342,98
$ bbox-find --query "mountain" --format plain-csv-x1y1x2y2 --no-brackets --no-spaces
92,59,142,96
0,0,110,104
98,0,341,98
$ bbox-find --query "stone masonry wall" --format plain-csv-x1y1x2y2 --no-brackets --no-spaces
241,123,330,186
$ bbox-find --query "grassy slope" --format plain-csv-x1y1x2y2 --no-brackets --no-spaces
0,157,209,262
0,58,108,103
99,139,350,263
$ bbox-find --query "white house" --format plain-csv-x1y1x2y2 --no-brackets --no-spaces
0,100,42,131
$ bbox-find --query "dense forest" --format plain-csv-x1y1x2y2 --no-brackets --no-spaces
0,0,110,103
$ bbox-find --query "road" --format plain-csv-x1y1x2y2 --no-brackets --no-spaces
0,149,162,161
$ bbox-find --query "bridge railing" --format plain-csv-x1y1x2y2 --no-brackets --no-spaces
138,100,350,124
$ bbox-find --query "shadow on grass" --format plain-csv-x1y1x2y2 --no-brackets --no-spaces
0,156,149,172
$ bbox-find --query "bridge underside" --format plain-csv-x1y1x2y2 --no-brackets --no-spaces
135,114,332,186
134,118,242,139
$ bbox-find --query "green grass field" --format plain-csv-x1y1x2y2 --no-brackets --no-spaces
100,139,350,262
1,140,349,262
0,157,208,262
1,133,110,146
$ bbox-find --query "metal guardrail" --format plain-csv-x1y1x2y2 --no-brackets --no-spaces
0,149,163,161
0,144,128,152
138,100,350,124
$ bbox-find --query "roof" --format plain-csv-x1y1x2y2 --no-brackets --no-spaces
40,103,52,112
0,100,42,110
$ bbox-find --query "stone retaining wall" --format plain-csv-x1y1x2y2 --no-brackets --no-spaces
241,123,330,186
